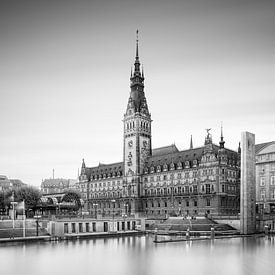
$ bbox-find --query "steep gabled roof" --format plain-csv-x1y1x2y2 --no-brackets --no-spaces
152,144,179,157
85,161,123,179
256,142,274,154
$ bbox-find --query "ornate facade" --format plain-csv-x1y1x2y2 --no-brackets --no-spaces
255,141,275,214
79,33,241,217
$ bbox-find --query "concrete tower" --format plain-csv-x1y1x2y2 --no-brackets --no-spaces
240,131,256,234
123,30,152,203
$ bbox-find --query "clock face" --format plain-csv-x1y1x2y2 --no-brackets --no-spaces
128,140,133,148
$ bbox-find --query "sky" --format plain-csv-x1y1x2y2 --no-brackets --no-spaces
0,0,274,187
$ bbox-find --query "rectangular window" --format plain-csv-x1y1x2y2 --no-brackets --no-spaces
260,177,265,186
186,200,189,207
72,223,76,233
206,184,210,194
64,223,68,234
206,198,211,206
92,222,96,232
193,185,197,193
194,201,197,207
271,189,275,200
163,175,167,180
185,186,189,193
271,176,275,185
85,223,90,232
79,223,83,233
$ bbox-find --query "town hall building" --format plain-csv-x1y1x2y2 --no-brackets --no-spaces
79,33,241,218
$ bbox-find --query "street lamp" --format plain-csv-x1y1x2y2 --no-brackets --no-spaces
33,215,41,236
92,203,98,219
111,199,116,231
123,203,128,231
10,201,17,238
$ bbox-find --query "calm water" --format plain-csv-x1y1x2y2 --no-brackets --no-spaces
1,235,275,275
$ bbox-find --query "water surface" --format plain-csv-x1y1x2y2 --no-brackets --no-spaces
0,235,275,275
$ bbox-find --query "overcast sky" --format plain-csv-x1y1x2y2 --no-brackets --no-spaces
0,0,274,186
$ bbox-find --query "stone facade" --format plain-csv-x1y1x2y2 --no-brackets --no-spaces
255,141,275,214
79,34,241,217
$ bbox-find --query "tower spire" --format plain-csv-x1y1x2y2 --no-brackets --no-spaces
136,29,139,60
190,135,193,149
219,122,225,148
133,29,141,74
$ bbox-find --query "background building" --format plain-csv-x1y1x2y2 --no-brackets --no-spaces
0,175,27,192
256,141,275,214
79,35,240,217
41,178,78,194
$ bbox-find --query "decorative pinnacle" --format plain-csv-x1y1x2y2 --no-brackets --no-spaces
219,122,225,148
190,135,193,149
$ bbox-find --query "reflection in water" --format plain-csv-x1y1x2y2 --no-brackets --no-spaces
1,236,275,275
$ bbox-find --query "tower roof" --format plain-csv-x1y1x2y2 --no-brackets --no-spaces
126,30,149,115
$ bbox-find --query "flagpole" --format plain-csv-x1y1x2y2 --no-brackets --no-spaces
23,200,26,238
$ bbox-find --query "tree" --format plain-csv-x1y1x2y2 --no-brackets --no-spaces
4,186,42,212
15,186,41,210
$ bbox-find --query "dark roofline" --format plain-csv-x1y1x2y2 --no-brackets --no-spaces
256,141,275,154
87,161,123,170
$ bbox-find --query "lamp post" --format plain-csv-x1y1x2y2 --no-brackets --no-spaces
10,201,17,238
33,215,41,236
111,199,116,231
123,203,128,231
92,203,98,219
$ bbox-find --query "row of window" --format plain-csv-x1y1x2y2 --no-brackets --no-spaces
260,176,275,186
260,189,275,200
144,169,237,182
90,172,123,181
90,180,121,188
144,184,215,196
257,154,275,162
145,198,211,208
90,191,122,199
126,120,150,131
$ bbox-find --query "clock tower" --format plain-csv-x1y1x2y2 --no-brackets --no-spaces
123,31,152,202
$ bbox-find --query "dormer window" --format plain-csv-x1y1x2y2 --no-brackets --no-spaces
170,163,175,170
185,161,190,168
